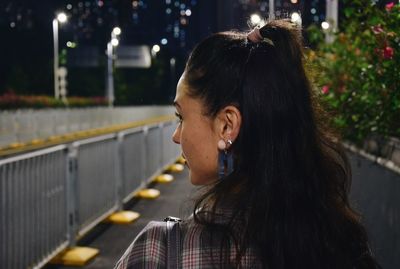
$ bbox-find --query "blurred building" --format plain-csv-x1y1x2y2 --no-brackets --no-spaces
216,0,327,31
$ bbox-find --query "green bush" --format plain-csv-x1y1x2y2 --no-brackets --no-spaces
307,0,400,145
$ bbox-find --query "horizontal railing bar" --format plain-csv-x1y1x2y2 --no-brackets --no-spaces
77,206,119,239
0,115,175,158
72,133,117,147
343,141,400,175
0,144,67,165
31,241,69,269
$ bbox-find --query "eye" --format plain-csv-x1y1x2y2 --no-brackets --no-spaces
175,112,183,123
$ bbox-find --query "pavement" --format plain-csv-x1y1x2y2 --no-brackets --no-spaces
44,168,195,269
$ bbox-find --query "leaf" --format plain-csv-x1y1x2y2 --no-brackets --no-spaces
344,8,355,18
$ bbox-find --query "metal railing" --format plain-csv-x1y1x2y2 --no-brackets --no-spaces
0,106,175,148
0,118,180,269
346,146,400,269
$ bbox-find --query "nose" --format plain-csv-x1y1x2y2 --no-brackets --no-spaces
172,125,180,144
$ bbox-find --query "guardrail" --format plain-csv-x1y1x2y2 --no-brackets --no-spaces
345,143,400,269
0,118,180,269
0,106,174,148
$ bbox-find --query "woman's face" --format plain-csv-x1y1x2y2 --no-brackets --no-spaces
172,73,220,185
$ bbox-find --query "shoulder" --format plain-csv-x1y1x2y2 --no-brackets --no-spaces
114,221,167,269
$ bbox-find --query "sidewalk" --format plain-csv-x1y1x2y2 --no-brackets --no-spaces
45,168,194,269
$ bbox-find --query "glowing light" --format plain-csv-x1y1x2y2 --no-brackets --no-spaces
67,41,77,48
111,38,119,46
57,13,67,23
321,21,330,30
250,14,261,25
166,8,171,14
152,45,160,53
113,27,121,35
66,4,72,10
161,38,168,45
311,8,316,14
291,0,298,3
291,12,301,24
185,9,192,16
10,22,16,28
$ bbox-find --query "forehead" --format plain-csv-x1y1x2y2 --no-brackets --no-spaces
174,73,188,103
174,73,209,116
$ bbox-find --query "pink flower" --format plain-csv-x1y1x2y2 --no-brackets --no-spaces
386,2,395,11
371,25,384,34
383,46,394,59
322,85,330,95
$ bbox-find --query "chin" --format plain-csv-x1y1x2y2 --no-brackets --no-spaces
189,171,217,186
189,172,203,185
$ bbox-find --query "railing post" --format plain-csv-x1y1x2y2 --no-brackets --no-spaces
159,122,164,168
141,126,148,182
66,144,79,247
115,132,124,211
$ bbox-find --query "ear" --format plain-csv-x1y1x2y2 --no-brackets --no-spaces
214,105,242,142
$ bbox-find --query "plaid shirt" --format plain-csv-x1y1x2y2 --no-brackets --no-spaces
114,217,262,268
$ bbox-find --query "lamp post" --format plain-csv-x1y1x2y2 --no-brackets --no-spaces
106,27,121,107
53,12,67,100
325,0,338,43
269,0,275,20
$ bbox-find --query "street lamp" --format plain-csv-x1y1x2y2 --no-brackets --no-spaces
250,14,261,26
321,21,330,30
290,12,302,26
53,12,68,100
151,44,160,57
106,27,121,107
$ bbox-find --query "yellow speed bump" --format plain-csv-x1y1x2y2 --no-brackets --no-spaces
9,142,25,149
105,211,140,224
136,188,160,199
50,247,99,266
154,174,174,183
62,133,77,140
176,156,186,165
30,139,44,145
48,135,63,142
167,163,184,173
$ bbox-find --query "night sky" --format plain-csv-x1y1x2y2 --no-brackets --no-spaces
0,0,215,97
0,0,327,102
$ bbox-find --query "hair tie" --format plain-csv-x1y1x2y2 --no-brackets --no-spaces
247,28,263,43
247,27,275,46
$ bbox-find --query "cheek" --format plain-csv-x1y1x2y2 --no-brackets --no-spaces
181,125,219,184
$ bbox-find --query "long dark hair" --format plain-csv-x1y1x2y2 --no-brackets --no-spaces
184,20,380,268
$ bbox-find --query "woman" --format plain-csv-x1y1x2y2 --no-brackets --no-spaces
115,19,380,269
